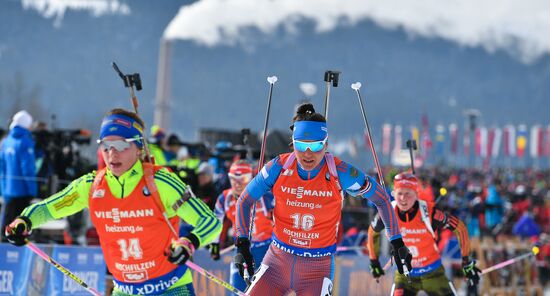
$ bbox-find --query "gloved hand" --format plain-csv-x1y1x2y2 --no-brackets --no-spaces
166,234,199,265
210,243,220,261
369,258,385,278
4,216,32,246
462,259,481,286
390,238,413,275
234,237,255,279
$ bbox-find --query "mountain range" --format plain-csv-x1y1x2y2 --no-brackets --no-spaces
1,0,549,149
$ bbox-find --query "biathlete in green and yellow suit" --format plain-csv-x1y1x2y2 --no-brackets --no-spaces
4,108,221,296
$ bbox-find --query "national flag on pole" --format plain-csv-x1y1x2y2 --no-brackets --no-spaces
411,126,420,149
503,125,516,157
478,127,488,158
394,125,402,154
474,127,481,157
435,124,445,157
545,125,550,157
421,114,432,152
529,125,543,158
464,124,470,156
449,123,458,155
382,123,392,156
517,124,527,158
491,127,502,158
487,128,495,159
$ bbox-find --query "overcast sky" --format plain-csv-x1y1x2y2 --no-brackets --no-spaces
18,0,550,63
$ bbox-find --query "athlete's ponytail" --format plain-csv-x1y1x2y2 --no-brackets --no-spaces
290,102,326,130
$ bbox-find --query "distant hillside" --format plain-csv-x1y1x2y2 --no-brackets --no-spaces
1,0,548,145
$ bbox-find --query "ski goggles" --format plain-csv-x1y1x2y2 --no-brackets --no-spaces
97,138,143,152
292,137,328,153
228,172,253,184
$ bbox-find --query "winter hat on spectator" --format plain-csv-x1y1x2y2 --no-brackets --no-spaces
197,162,214,176
10,110,33,130
149,125,166,144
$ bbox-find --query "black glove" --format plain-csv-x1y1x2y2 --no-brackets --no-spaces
234,237,255,279
166,234,199,265
390,238,413,275
210,243,220,261
369,258,385,278
4,216,32,246
462,259,481,287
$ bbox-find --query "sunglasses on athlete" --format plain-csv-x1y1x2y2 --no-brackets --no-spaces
228,173,253,184
97,138,142,152
292,137,328,153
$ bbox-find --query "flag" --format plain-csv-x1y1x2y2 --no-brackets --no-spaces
382,123,392,156
411,126,420,149
517,124,527,158
530,125,543,158
503,125,516,157
474,127,481,157
491,127,502,158
479,126,487,158
545,125,550,157
435,124,445,157
478,127,488,158
421,114,432,152
487,128,495,158
393,125,402,154
449,123,458,155
464,124,470,156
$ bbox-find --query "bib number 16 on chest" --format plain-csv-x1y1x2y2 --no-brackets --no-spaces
290,213,315,231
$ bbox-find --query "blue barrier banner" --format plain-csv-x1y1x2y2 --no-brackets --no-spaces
334,254,394,296
191,249,233,296
47,245,106,295
0,243,105,296
0,244,35,295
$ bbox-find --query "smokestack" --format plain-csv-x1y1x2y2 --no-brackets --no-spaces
154,38,172,130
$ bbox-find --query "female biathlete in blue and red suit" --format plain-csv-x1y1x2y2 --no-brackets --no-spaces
211,160,275,292
233,103,413,296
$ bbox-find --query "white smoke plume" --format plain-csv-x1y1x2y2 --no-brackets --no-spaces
21,0,130,27
163,0,550,63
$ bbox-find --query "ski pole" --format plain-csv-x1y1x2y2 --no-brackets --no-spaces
323,70,340,120
406,139,417,175
186,261,248,296
256,76,278,172
243,75,277,283
220,244,236,255
26,242,102,296
481,246,539,274
351,82,387,190
249,76,278,241
336,245,367,252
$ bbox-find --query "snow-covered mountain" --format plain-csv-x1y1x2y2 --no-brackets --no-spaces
1,0,549,144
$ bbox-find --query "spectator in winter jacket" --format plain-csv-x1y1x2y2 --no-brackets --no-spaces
0,110,37,242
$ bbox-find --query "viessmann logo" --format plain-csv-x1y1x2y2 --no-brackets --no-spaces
94,208,154,223
280,186,333,199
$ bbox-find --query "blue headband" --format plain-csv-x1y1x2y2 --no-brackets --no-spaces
100,114,144,148
293,121,328,141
